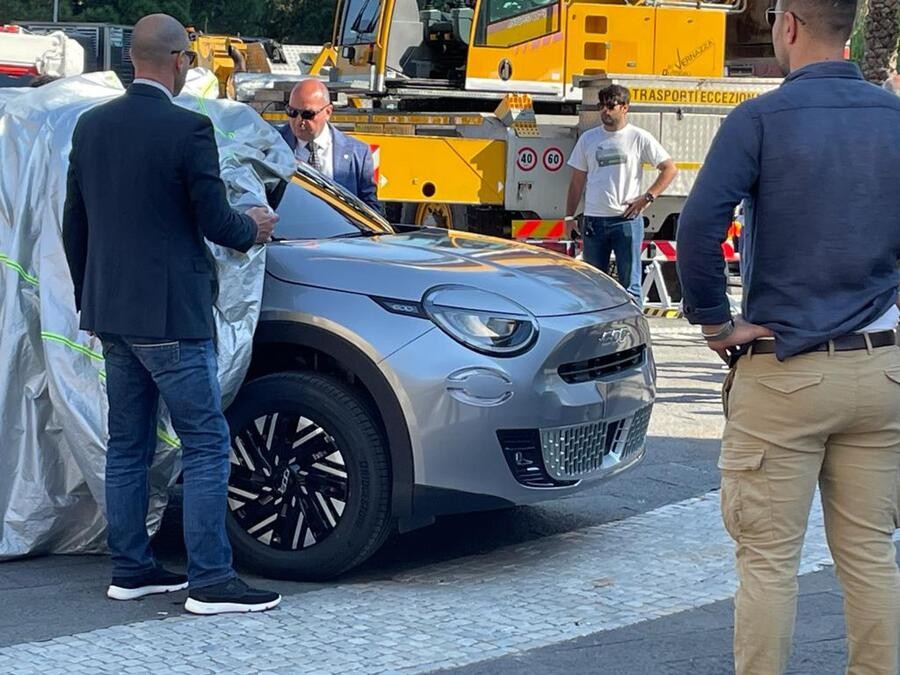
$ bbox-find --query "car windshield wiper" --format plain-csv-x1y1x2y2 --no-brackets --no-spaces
333,230,382,239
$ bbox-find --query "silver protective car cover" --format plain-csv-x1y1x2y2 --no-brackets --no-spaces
0,69,294,558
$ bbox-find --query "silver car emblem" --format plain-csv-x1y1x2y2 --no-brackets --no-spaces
598,327,628,346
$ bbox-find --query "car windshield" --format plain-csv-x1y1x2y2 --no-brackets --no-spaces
273,165,394,240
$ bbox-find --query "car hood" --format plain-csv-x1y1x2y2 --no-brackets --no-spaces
265,229,632,317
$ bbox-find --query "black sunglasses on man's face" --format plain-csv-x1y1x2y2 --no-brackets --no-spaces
765,7,806,27
170,49,198,67
285,103,332,120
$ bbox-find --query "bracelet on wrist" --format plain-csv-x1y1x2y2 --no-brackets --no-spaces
701,319,735,341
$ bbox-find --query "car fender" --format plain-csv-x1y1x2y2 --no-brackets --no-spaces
252,312,417,523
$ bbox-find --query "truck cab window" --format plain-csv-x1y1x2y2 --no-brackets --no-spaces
339,0,381,46
474,0,560,48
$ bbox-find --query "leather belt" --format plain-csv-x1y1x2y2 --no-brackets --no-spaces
750,329,897,355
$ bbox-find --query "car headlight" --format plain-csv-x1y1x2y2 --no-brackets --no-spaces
423,286,538,356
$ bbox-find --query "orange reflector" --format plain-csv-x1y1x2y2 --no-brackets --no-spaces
512,219,566,239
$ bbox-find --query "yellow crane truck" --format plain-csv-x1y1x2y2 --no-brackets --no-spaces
234,0,783,237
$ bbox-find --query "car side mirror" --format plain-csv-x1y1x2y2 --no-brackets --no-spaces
341,46,356,61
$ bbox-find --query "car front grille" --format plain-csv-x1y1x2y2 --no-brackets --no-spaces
497,429,576,488
540,405,653,480
618,404,653,460
558,345,646,384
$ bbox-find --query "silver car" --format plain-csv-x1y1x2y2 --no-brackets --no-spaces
224,165,657,579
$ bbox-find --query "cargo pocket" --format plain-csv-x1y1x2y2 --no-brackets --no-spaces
756,373,822,395
718,442,772,543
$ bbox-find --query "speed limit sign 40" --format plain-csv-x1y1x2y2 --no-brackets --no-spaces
543,147,564,172
516,147,537,172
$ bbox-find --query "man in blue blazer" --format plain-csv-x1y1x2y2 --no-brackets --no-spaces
278,79,381,213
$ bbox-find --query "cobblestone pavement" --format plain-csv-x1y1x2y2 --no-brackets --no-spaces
0,489,848,674
2,320,894,674
443,549,900,675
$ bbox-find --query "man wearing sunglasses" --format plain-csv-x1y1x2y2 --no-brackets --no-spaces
63,13,281,616
565,84,677,303
678,0,900,673
278,79,381,213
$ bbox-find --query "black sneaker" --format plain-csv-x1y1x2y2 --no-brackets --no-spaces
184,578,281,615
107,568,188,600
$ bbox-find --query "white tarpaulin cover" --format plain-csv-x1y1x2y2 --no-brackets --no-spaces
0,69,294,558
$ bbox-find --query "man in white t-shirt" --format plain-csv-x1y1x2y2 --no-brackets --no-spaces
565,85,677,301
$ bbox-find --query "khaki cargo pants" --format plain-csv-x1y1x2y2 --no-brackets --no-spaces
720,342,900,675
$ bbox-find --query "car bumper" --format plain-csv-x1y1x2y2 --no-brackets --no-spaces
383,302,656,513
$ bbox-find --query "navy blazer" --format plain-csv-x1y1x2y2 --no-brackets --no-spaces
63,83,257,340
279,123,381,212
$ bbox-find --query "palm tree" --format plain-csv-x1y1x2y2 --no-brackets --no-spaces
861,0,900,82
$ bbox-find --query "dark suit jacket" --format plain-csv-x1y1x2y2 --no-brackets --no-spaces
63,83,257,340
279,123,381,212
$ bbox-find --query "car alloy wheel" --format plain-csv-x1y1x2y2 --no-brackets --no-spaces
224,372,392,580
228,413,349,551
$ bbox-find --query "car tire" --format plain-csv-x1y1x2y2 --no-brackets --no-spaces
224,372,392,580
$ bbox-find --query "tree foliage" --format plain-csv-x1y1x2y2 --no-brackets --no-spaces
1,0,338,44
262,0,336,43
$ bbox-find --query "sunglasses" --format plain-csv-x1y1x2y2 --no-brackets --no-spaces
765,8,806,27
285,103,331,120
171,49,198,67
600,101,625,110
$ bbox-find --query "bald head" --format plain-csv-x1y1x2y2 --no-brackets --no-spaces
131,14,189,68
290,79,330,104
287,79,334,143
130,14,193,96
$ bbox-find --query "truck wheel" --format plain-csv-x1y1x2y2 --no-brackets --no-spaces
404,202,467,230
224,372,392,580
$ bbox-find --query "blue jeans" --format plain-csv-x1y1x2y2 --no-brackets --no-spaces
582,215,645,302
100,334,236,589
